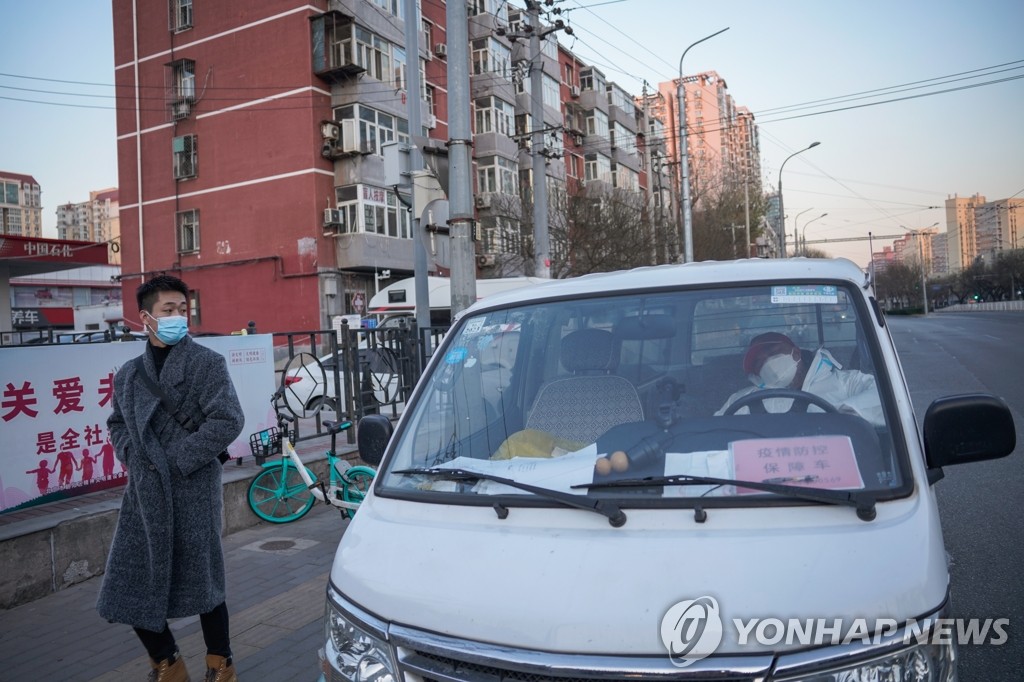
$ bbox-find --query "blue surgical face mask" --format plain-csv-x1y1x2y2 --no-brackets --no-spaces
148,314,188,345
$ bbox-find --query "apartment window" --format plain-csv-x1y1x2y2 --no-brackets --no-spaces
584,153,611,184
585,109,609,139
335,105,409,155
515,112,532,150
172,135,197,179
477,156,518,195
170,59,196,100
336,185,410,238
169,0,192,32
475,96,514,136
580,66,605,93
564,63,575,86
3,181,19,204
369,0,404,19
393,46,407,91
610,122,631,150
469,0,508,22
189,290,201,326
542,74,560,111
176,209,199,253
612,164,639,192
471,38,511,79
425,84,436,116
422,20,433,52
355,26,392,82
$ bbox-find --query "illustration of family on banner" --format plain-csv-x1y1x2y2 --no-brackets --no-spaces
0,335,276,513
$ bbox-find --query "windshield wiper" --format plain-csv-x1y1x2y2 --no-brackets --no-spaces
574,474,877,522
395,467,627,527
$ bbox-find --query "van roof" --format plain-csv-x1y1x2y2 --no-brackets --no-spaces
462,258,868,315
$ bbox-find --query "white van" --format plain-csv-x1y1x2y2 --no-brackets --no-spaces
367,275,547,327
321,259,1015,681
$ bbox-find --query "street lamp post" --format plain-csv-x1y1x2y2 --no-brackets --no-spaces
677,27,729,263
777,141,820,257
800,212,828,255
901,222,939,316
793,207,814,254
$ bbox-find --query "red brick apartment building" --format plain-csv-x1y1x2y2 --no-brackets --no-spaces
111,0,714,334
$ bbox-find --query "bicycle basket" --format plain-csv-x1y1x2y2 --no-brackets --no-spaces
248,427,282,465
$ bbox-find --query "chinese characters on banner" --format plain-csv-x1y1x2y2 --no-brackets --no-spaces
0,335,276,513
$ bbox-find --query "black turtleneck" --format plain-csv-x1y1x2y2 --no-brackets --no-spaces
148,341,173,378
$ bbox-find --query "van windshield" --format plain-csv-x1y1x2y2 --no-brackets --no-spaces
379,282,910,506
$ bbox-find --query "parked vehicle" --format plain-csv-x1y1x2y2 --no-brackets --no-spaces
322,259,1015,681
367,275,548,327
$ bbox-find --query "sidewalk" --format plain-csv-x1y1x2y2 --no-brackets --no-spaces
0,502,347,681
0,432,359,680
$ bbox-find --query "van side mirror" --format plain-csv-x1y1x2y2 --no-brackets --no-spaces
923,395,1015,474
357,414,394,467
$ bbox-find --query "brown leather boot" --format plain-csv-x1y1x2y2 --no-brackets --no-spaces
204,654,237,682
148,651,190,682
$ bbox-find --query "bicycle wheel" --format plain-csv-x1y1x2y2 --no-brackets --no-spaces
247,464,317,523
341,466,376,519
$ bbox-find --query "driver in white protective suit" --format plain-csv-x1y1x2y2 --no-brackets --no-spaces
715,332,884,426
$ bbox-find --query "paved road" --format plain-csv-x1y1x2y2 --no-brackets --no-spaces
888,311,1024,680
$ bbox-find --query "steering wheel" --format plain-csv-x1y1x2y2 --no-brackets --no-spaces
723,388,838,415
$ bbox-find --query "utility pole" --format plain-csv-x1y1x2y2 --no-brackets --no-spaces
445,0,477,315
642,83,658,264
509,2,571,278
403,0,433,329
743,173,750,258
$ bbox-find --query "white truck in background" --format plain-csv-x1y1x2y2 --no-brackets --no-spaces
367,275,548,328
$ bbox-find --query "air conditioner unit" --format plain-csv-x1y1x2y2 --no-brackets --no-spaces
570,85,581,99
434,43,447,58
476,254,496,267
172,100,191,120
339,119,359,154
426,114,438,130
321,140,338,159
475,194,492,210
359,139,376,155
323,208,342,226
321,121,340,141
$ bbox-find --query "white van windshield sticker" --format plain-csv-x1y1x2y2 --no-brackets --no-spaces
770,285,839,304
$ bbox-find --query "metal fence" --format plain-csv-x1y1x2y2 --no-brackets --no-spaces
271,320,449,443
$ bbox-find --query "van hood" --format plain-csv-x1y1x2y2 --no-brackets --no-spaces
332,494,947,655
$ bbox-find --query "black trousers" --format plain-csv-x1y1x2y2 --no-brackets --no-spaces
134,601,231,662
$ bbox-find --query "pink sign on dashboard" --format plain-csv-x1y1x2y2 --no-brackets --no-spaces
730,435,864,493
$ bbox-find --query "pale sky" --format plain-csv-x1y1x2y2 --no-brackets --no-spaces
2,0,1022,266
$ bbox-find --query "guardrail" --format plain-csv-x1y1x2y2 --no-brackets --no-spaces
937,301,1024,312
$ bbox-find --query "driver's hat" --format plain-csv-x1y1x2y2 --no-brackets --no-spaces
743,332,798,375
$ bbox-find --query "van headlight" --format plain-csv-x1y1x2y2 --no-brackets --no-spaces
323,596,398,682
778,639,956,681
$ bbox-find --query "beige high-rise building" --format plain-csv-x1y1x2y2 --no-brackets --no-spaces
945,194,985,271
657,72,759,208
56,188,120,264
975,197,1024,264
0,172,43,237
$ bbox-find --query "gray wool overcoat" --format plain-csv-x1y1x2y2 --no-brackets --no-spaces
96,335,244,631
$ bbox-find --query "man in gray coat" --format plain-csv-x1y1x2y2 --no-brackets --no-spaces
97,274,244,682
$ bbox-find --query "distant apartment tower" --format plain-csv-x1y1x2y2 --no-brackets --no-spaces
892,227,938,275
55,188,120,263
0,172,43,237
930,232,949,276
945,193,985,271
975,198,1024,264
656,71,758,208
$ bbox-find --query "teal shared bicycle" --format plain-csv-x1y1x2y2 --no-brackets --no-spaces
246,387,376,523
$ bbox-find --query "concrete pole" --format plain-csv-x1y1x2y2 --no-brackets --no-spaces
528,1,551,278
743,174,750,259
404,0,431,329
445,0,477,315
